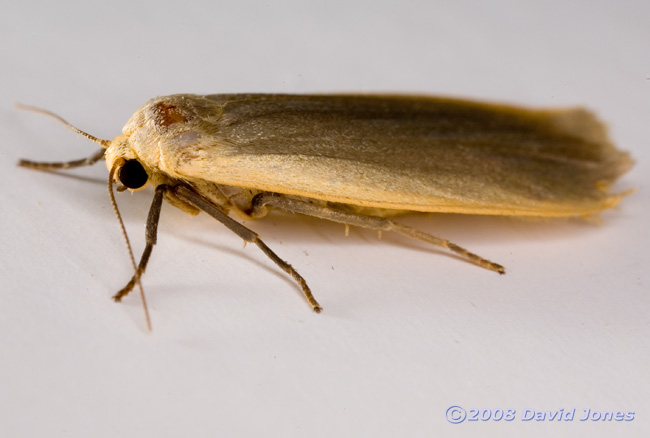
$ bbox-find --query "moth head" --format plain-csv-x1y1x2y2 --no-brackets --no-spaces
104,135,151,192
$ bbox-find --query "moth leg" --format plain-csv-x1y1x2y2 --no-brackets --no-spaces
250,193,505,274
113,184,165,301
173,185,322,313
18,147,105,170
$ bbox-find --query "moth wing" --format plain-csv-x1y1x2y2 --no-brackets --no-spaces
162,94,632,217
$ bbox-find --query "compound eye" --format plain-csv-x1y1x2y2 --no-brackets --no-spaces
118,159,148,189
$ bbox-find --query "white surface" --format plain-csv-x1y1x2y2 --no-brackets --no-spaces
1,1,648,437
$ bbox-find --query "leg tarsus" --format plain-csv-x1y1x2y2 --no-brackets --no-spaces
388,222,505,274
254,239,322,312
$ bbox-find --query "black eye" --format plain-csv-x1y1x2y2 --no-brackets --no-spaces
118,159,148,189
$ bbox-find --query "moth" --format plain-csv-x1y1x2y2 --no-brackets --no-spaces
19,94,633,328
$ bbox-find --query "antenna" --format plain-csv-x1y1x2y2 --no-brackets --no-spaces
109,161,153,332
15,103,111,148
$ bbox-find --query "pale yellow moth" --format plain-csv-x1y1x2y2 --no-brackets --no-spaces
19,94,633,328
